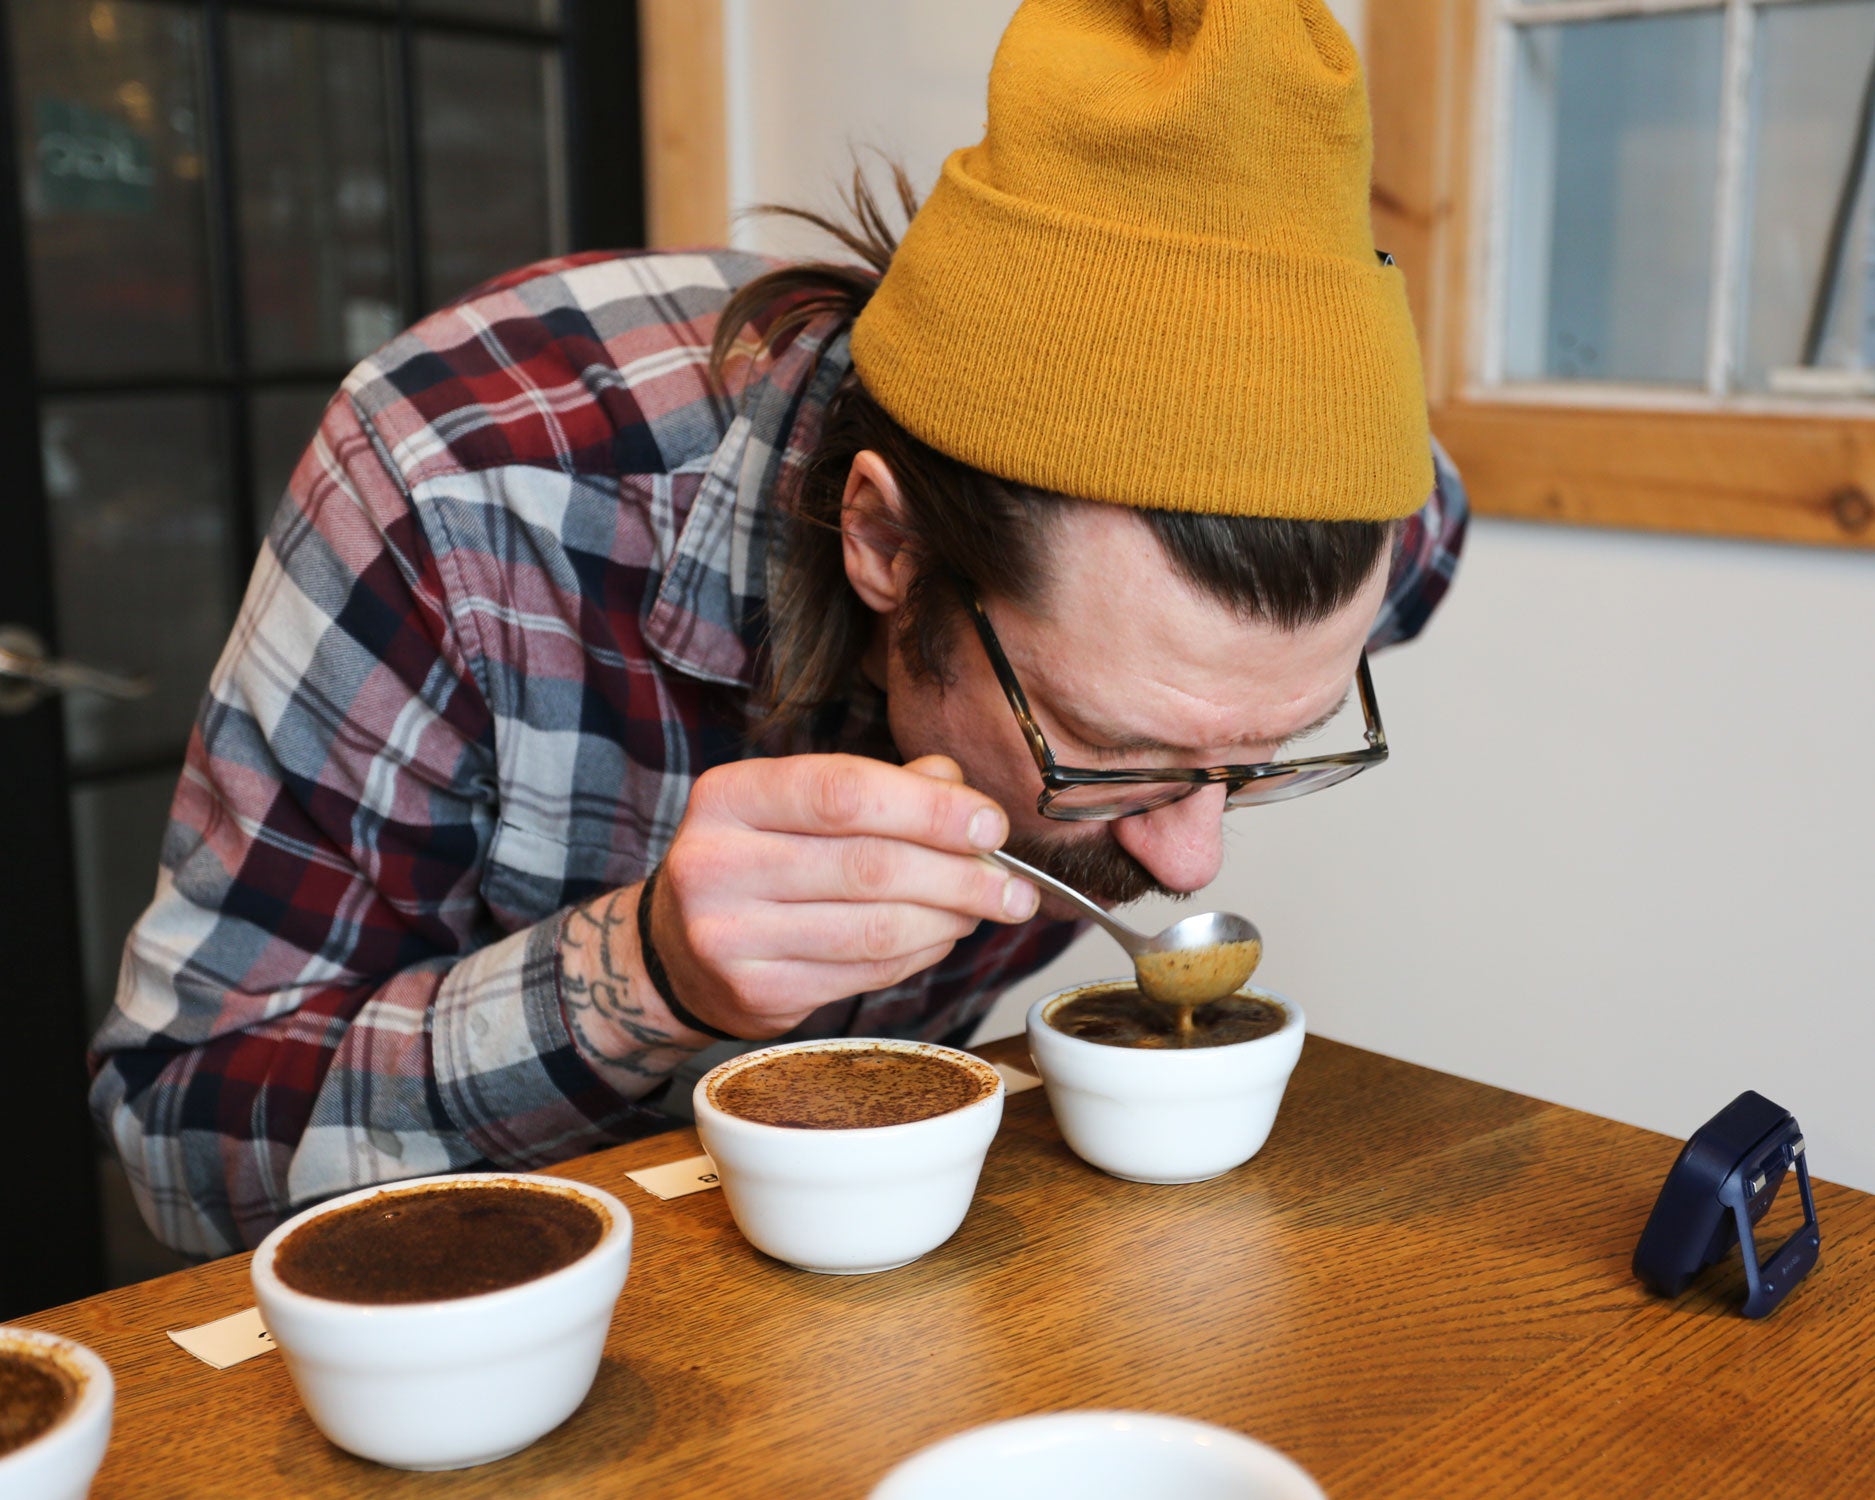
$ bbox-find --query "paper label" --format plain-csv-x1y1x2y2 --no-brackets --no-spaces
625,1153,722,1200
995,1062,1043,1095
168,1306,275,1370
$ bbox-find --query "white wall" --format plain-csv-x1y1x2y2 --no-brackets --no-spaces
721,1,1875,1192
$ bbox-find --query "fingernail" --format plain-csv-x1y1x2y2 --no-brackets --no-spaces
967,808,1002,850
1003,878,1038,920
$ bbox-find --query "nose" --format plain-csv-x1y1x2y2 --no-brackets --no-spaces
1111,783,1229,894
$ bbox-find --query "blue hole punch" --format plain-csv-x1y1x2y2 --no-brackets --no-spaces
1632,1091,1820,1319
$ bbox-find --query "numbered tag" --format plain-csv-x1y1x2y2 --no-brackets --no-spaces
167,1306,275,1370
625,1153,722,1201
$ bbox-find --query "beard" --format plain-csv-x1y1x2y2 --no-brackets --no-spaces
1002,826,1177,907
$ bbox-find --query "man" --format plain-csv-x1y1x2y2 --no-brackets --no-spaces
92,0,1466,1256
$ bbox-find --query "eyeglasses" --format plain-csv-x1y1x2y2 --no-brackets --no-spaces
957,579,1390,822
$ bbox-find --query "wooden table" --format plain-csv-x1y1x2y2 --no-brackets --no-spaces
24,1036,1875,1497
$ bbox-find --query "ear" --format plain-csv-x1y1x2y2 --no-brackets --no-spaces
840,450,916,615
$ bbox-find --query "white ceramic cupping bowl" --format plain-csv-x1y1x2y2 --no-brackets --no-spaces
0,1328,113,1500
250,1172,631,1471
870,1412,1326,1500
1026,982,1305,1184
694,1038,1005,1275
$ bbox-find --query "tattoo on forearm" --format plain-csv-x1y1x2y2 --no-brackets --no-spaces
560,888,698,1095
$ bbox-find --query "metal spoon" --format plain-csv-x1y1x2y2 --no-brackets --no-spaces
984,848,1264,1008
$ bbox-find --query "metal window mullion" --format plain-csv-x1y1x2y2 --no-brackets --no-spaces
542,40,569,257
202,0,262,582
1705,0,1757,396
561,0,588,248
393,0,430,324
67,750,191,790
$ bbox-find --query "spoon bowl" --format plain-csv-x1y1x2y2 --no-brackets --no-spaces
984,850,1263,1007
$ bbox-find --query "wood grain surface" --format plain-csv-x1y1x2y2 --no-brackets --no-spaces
20,1037,1872,1497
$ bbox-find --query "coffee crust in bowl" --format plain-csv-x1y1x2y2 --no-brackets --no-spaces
708,1045,995,1129
274,1181,607,1304
0,1341,80,1457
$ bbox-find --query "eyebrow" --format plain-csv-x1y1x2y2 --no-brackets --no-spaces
1054,683,1354,761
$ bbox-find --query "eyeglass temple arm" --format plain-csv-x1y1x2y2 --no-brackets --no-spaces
963,590,1056,770
1356,652,1387,752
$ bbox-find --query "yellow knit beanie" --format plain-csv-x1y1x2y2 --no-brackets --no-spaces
849,0,1431,521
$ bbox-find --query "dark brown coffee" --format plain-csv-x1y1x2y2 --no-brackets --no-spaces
0,1345,77,1458
710,1046,994,1129
1050,983,1286,1050
273,1181,607,1304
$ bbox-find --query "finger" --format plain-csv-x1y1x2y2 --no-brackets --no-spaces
700,754,1009,852
694,900,978,968
730,941,962,1012
712,833,1035,921
903,753,965,784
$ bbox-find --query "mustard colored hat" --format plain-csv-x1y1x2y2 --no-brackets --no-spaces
849,0,1432,521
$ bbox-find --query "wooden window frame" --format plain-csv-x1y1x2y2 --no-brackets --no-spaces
638,0,728,250
1369,0,1875,550
638,0,1875,548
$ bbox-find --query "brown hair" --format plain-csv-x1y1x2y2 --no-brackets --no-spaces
714,166,1397,733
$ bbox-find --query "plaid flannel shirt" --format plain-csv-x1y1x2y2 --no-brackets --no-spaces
89,249,1469,1257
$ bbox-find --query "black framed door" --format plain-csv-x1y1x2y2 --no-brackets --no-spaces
0,0,642,1319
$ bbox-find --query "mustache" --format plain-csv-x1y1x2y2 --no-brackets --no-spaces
1002,828,1178,907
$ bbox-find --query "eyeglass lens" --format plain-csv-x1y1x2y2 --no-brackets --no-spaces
1039,762,1370,821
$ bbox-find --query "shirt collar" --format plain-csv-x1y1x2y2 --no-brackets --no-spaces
642,316,852,690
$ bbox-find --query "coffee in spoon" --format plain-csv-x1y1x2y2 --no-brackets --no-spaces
983,850,1264,1039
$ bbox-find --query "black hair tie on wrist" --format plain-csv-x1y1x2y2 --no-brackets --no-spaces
636,863,740,1042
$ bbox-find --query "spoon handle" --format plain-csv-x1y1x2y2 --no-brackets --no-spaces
980,849,1150,956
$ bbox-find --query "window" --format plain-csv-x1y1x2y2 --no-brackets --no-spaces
1369,0,1875,547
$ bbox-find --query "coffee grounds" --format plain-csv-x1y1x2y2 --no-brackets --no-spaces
711,1047,992,1129
273,1183,606,1304
1051,984,1286,1049
0,1349,75,1457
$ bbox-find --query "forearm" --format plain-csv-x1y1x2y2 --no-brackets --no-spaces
557,878,719,1098
93,897,694,1255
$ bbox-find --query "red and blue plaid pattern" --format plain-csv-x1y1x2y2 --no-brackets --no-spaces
89,250,1468,1256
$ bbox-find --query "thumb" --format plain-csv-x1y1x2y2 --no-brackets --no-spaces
903,754,966,784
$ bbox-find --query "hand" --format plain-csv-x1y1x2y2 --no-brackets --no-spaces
648,754,1039,1039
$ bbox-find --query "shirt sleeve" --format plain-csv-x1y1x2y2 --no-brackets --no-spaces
88,390,674,1259
1368,438,1470,652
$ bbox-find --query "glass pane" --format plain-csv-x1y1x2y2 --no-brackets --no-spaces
252,386,333,539
1738,0,1875,395
1503,13,1726,385
70,771,176,1032
230,17,402,371
45,396,234,768
418,36,566,305
9,0,217,378
417,0,561,25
